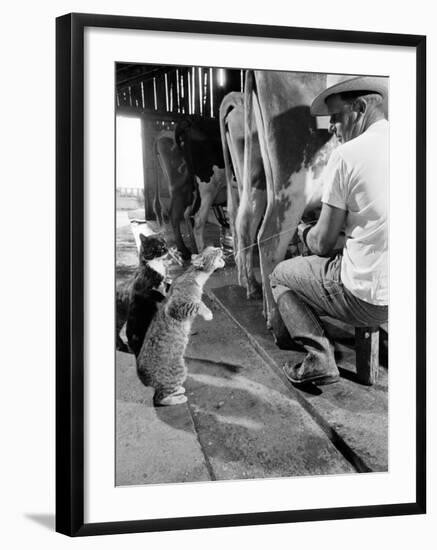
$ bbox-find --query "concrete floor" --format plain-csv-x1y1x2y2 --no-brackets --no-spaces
115,211,388,486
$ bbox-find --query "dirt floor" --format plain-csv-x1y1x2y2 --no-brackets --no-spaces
115,209,388,486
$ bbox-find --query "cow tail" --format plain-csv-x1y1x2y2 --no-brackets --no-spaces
219,95,235,190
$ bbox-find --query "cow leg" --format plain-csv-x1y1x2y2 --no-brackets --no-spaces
245,188,266,298
184,187,198,254
225,133,240,254
237,70,264,300
259,200,306,325
219,92,244,268
225,134,244,275
193,180,216,252
169,198,191,260
235,186,265,299
227,175,239,254
193,168,226,252
250,80,308,326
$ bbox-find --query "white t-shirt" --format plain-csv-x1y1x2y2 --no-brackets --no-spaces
322,119,389,305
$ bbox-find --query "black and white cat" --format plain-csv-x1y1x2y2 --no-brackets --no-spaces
116,233,170,355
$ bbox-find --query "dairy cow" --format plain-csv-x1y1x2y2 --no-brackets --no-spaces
175,116,227,252
226,71,338,327
155,117,227,258
155,130,195,259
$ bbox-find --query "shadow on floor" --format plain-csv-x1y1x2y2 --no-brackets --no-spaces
24,513,55,531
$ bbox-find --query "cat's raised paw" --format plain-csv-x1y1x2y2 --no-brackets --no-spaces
203,309,213,321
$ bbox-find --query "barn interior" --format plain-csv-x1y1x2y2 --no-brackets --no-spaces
115,63,388,485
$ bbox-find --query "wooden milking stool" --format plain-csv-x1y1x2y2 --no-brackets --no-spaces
355,326,379,385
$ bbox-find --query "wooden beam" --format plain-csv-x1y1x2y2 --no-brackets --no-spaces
140,82,145,109
164,73,169,112
116,105,188,121
355,327,380,386
116,67,167,89
187,68,192,114
176,69,181,113
209,67,214,117
192,66,196,114
153,78,158,110
198,67,203,115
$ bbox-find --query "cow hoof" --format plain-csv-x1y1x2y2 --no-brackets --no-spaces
247,287,263,301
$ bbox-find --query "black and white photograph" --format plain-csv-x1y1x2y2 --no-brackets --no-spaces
1,0,433,546
53,11,426,538
115,63,389,486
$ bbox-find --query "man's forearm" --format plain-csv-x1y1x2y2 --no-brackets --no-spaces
305,226,328,256
304,225,345,256
298,204,346,257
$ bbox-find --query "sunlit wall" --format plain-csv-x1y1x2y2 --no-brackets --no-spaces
116,116,144,189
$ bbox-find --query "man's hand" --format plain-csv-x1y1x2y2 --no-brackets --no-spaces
297,222,312,244
299,204,346,256
297,222,315,255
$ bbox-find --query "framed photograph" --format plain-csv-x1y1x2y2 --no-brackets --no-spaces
56,13,426,536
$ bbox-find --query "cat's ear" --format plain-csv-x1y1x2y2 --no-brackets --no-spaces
139,233,148,245
191,254,204,268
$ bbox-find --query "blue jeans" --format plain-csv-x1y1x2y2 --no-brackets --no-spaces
269,254,388,371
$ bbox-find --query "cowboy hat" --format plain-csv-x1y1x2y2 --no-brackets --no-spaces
310,75,388,116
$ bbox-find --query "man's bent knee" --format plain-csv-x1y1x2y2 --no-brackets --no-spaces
270,282,290,303
269,257,305,295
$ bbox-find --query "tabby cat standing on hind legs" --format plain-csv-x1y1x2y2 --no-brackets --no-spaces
115,233,170,355
136,246,225,406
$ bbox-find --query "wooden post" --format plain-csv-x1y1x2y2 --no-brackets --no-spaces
192,67,196,114
176,69,180,113
153,78,158,110
140,117,155,220
140,82,145,109
164,73,169,112
198,66,203,115
169,82,174,112
355,327,379,385
181,69,188,114
187,68,192,114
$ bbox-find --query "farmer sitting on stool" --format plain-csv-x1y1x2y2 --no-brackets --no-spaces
269,76,389,385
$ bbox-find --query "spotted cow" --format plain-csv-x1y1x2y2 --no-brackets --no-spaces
174,116,227,253
155,130,195,259
224,71,338,327
153,131,194,259
155,118,227,259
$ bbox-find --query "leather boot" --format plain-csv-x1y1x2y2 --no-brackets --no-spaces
269,305,303,351
277,290,340,385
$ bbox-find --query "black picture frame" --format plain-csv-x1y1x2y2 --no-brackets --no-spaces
56,12,426,537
